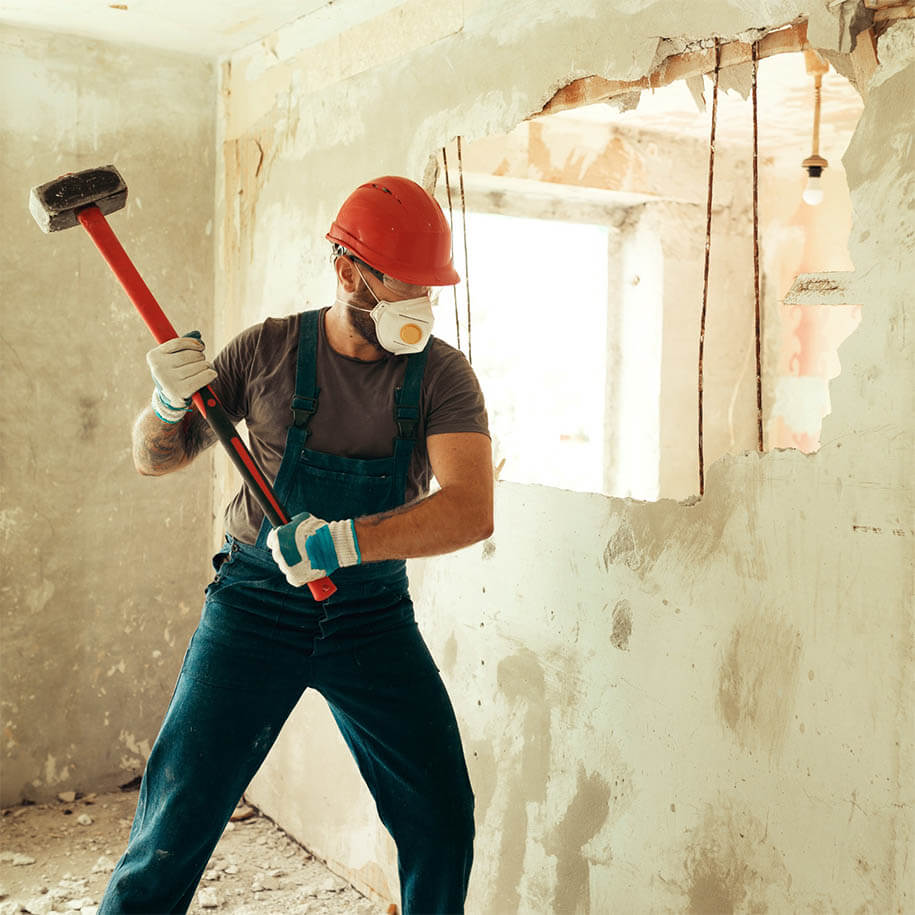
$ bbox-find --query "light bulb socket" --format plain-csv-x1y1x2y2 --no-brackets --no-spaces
802,154,828,175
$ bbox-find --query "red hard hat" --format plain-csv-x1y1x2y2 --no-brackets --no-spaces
327,176,460,286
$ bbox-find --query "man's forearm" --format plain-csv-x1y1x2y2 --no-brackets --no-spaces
354,486,493,563
132,406,216,476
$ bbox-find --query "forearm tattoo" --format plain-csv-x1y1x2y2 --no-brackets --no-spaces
134,408,216,473
182,411,218,458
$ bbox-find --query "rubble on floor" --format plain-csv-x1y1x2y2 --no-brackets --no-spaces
0,790,389,914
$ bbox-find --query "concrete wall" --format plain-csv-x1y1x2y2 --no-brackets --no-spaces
218,3,913,911
0,26,216,805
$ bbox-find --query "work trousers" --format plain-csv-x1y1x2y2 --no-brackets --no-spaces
99,543,475,915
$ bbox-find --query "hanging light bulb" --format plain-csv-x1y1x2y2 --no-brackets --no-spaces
802,165,825,205
801,49,829,207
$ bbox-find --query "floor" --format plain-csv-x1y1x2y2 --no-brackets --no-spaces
0,789,392,915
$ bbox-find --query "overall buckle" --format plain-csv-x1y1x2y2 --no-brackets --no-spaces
291,392,319,428
394,403,420,440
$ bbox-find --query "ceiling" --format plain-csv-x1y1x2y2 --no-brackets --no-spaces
555,53,864,166
0,0,395,59
0,3,864,159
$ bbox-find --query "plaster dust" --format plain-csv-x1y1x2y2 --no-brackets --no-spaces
0,791,385,915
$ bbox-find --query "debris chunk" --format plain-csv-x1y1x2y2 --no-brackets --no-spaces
57,792,77,804
318,874,348,893
91,856,116,874
76,815,93,827
229,804,255,822
24,896,54,915
197,888,220,909
251,873,281,892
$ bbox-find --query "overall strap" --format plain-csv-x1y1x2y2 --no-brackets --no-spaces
390,341,431,500
254,309,321,549
290,309,321,437
394,341,430,440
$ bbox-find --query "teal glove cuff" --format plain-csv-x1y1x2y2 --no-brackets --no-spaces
306,525,340,573
273,514,361,581
276,511,310,565
151,386,191,424
306,519,361,574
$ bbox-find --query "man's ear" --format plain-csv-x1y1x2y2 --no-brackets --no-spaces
335,255,360,294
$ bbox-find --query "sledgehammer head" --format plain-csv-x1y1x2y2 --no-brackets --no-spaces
29,164,127,233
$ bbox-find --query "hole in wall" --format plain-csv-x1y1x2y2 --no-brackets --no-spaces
432,39,864,501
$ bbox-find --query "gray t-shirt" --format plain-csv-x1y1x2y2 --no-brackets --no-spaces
210,307,489,544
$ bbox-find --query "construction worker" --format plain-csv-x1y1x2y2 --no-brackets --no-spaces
99,176,492,915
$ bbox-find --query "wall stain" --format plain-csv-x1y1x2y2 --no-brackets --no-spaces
482,539,496,560
610,600,632,651
601,504,679,575
492,650,550,913
603,522,640,571
440,631,458,675
717,613,802,758
78,395,99,441
543,765,612,915
679,802,791,914
466,738,497,830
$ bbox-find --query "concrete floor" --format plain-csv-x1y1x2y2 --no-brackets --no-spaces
0,790,391,914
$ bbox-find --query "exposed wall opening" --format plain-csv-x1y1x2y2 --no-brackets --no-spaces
432,31,866,500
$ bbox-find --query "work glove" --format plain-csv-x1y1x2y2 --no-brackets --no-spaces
267,512,362,587
146,331,217,423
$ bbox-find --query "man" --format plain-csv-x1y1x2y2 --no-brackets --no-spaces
99,176,492,915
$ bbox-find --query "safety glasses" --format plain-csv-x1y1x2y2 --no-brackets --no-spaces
355,257,437,301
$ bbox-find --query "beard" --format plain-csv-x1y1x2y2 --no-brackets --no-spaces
346,287,381,348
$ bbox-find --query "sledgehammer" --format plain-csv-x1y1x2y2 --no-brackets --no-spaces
29,164,336,601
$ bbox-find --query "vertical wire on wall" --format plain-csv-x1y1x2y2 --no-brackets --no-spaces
456,135,472,365
441,145,461,351
751,40,765,452
698,38,721,496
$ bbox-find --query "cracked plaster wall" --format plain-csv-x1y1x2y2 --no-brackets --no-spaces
0,26,216,806
215,2,914,911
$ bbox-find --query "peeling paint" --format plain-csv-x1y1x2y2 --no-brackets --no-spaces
610,599,632,650
119,730,152,762
43,754,71,785
25,579,55,615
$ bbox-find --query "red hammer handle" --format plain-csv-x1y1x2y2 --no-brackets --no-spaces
76,205,336,602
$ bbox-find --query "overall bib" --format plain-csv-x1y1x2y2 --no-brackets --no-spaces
100,310,475,915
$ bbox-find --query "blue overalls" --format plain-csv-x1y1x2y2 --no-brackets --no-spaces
100,310,475,915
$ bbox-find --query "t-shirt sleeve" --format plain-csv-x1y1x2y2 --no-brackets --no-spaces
209,323,263,423
424,343,490,438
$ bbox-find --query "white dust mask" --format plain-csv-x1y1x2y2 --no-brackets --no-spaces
369,296,434,354
350,264,435,354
